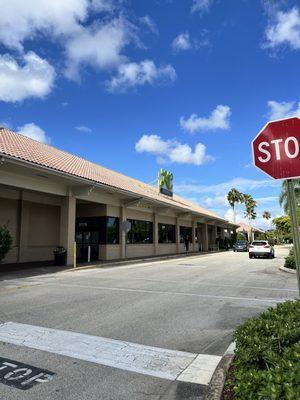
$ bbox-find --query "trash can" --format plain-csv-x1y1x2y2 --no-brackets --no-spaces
53,246,67,266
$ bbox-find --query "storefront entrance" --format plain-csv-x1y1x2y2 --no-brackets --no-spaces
75,217,100,262
75,231,99,261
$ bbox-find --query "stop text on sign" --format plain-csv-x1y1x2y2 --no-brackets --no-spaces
257,136,299,163
252,117,300,180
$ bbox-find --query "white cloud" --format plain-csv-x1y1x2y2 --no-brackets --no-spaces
172,33,192,51
139,16,158,35
17,123,50,144
135,134,214,166
0,1,172,93
203,195,228,208
267,100,300,120
65,17,133,80
191,0,213,14
175,177,281,196
265,7,300,50
75,125,92,133
180,105,231,133
0,52,55,102
0,0,91,51
107,60,176,92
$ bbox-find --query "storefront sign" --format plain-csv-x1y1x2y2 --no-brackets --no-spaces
158,169,173,197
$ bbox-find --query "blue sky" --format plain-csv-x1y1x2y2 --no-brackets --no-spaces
1,0,300,228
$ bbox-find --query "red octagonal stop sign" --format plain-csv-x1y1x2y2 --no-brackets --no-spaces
252,117,300,179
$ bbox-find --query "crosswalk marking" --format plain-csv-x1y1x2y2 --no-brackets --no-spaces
0,322,221,385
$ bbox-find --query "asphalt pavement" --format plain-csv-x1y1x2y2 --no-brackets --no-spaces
0,246,297,400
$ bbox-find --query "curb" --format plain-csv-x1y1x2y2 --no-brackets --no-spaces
279,265,297,274
67,250,228,272
205,343,236,400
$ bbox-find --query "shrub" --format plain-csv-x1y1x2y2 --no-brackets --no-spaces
227,300,300,399
0,224,13,263
284,247,296,270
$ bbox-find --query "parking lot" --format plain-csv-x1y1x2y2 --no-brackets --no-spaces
0,246,297,400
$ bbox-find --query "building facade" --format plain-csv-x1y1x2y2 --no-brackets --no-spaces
0,128,237,266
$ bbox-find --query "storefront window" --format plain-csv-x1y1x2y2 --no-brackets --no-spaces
127,219,153,244
106,217,119,244
76,216,119,245
180,226,192,243
158,223,176,243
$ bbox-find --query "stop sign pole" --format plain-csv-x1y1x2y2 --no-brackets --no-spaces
286,179,300,294
252,117,300,295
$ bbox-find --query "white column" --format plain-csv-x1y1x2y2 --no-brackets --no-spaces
212,225,217,249
176,217,180,253
120,206,126,259
153,213,158,255
18,192,27,263
60,196,76,265
192,220,196,252
220,227,225,240
202,223,208,252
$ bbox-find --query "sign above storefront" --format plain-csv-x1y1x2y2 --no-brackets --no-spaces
158,169,173,197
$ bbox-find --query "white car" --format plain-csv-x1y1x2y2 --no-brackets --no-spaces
249,240,275,259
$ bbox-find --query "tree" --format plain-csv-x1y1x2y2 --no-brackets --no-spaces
262,211,271,221
0,224,13,263
279,179,300,214
272,216,292,243
243,194,257,241
227,188,244,224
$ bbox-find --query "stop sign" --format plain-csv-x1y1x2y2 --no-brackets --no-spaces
252,117,300,179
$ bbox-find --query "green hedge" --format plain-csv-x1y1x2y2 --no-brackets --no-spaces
284,247,296,270
227,300,300,400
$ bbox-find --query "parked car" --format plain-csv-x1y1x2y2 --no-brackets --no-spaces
249,240,275,259
233,240,249,252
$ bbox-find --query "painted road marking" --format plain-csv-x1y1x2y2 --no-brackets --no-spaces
0,322,221,386
46,282,291,303
0,357,54,390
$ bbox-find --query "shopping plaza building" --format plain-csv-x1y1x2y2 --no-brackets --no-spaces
0,128,238,267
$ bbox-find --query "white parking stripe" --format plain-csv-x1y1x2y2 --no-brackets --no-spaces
46,282,290,303
0,322,221,385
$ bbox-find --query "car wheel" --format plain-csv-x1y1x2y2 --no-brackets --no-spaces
249,254,252,259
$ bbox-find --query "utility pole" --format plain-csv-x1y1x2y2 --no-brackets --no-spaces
287,179,300,295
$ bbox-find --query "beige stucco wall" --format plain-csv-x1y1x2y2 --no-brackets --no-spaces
126,244,155,258
21,201,60,262
0,197,19,263
0,187,61,264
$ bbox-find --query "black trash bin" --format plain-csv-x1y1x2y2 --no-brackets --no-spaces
53,246,67,266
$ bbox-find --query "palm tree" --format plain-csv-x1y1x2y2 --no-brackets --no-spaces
244,194,257,241
279,179,300,214
262,211,271,220
227,188,244,224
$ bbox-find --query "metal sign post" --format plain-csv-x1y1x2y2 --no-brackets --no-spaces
121,220,131,259
287,179,300,295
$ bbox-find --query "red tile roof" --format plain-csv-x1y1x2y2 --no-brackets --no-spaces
0,128,233,224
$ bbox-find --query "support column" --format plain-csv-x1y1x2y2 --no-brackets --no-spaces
176,217,180,253
60,196,76,265
153,213,158,255
220,227,225,240
18,191,28,263
202,223,208,252
120,206,126,259
212,225,217,249
192,220,196,252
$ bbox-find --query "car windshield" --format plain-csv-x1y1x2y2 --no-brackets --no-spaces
252,241,267,246
236,241,247,245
